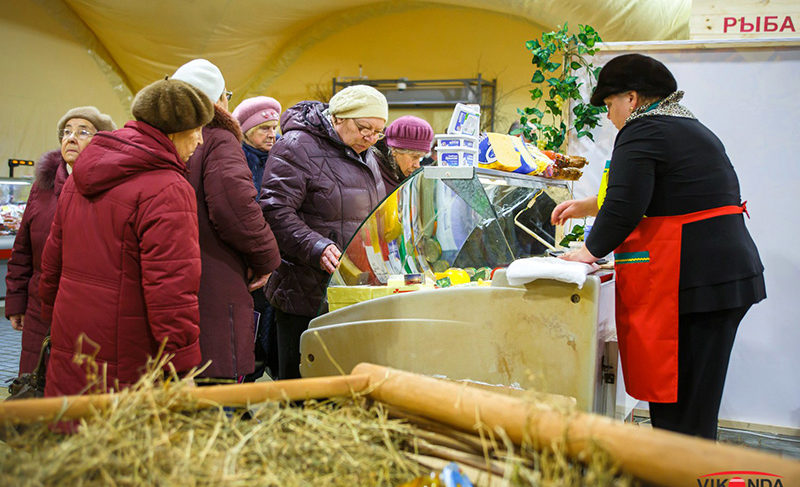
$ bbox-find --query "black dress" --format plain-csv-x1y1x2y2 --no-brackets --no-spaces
586,114,766,439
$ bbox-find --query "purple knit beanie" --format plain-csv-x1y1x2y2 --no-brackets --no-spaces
385,116,434,152
232,96,282,134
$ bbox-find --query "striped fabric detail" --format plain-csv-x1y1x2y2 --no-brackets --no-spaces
614,251,650,264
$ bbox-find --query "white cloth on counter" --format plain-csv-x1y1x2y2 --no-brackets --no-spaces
505,256,594,288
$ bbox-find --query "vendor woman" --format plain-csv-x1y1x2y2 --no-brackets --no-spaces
554,54,765,439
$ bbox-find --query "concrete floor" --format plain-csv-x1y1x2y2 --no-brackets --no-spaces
0,313,20,395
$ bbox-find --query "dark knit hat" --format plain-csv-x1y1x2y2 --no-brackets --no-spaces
131,79,214,134
385,115,434,152
590,54,677,107
57,106,116,143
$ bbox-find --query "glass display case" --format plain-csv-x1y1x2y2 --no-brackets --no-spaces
0,177,33,298
0,177,32,236
300,167,620,416
326,166,572,311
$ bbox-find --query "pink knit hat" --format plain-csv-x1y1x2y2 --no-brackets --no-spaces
385,116,434,152
232,96,282,134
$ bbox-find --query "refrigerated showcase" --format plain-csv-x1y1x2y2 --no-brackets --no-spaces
299,166,618,415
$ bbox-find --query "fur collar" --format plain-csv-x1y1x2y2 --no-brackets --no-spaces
34,150,67,191
207,104,243,142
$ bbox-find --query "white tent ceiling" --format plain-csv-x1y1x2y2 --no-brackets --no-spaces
51,0,691,99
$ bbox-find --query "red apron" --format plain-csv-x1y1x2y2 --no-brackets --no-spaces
613,204,746,402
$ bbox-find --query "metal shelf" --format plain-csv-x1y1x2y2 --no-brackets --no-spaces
333,75,497,131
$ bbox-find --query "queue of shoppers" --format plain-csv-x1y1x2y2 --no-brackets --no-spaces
4,55,765,444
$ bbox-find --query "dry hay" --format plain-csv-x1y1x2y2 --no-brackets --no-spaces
0,364,635,486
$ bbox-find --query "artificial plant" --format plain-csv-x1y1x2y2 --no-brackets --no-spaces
516,23,606,152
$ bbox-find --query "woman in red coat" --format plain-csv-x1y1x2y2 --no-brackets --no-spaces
5,106,115,375
173,59,281,381
39,79,214,396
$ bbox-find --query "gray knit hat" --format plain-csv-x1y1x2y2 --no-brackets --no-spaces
131,79,214,134
57,106,116,143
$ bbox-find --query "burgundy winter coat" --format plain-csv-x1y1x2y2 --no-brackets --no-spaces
260,101,386,317
39,121,202,397
5,150,68,374
186,106,280,378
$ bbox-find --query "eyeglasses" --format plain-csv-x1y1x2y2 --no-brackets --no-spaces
59,128,96,141
352,119,385,140
224,90,233,101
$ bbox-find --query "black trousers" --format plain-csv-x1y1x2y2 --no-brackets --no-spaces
244,288,278,382
274,309,312,380
648,305,750,440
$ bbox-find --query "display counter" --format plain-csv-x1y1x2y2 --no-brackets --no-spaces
0,178,33,299
299,167,619,415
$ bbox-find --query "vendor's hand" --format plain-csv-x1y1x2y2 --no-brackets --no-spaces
9,314,23,331
320,244,341,274
248,272,270,291
560,244,600,269
551,196,599,225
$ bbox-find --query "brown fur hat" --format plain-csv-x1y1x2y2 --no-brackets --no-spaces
57,106,116,143
131,79,214,134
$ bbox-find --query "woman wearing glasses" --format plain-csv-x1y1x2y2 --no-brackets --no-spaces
259,84,388,379
5,106,115,376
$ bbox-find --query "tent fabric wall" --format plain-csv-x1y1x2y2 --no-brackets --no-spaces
0,1,130,176
3,0,690,170
259,6,547,134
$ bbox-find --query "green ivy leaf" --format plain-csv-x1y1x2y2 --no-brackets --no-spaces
529,87,543,99
570,61,582,70
531,71,545,83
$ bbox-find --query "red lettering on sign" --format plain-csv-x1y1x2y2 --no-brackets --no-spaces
764,16,779,32
780,16,796,32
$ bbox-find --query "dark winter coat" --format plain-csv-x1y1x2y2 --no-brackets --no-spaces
186,106,281,378
40,121,202,397
586,115,765,313
5,150,68,374
259,101,386,317
241,142,270,192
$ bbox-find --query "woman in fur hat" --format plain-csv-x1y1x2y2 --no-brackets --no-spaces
5,106,115,377
39,78,214,397
556,54,765,439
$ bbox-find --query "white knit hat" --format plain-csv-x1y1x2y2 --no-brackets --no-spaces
328,85,388,121
171,59,225,104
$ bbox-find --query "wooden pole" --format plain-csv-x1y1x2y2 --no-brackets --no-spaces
0,374,369,424
353,362,800,487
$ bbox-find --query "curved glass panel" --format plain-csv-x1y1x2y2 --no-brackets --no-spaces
321,167,572,314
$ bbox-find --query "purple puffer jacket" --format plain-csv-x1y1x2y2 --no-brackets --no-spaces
259,101,386,317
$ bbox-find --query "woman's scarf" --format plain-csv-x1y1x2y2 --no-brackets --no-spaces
625,90,696,126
